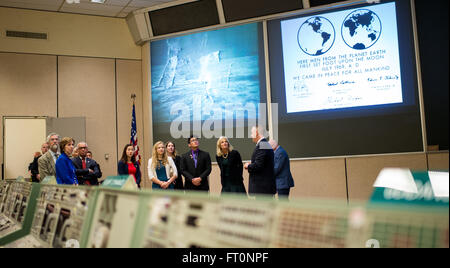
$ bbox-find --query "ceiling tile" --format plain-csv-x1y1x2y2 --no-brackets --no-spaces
116,12,128,17
105,0,130,6
60,2,124,16
128,0,174,8
0,0,63,11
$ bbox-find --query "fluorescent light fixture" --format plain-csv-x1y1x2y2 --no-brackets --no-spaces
91,0,106,3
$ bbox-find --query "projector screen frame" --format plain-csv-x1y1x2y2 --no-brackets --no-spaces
144,0,426,161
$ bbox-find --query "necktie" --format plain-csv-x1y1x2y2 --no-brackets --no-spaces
193,151,198,168
82,159,87,169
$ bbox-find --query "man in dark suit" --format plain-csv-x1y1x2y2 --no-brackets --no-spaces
269,139,295,199
244,126,276,196
28,142,49,182
181,136,211,192
71,142,102,185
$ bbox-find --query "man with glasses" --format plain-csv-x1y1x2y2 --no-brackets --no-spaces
71,142,102,185
180,135,212,192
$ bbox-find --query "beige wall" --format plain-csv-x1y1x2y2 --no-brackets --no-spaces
428,152,449,171
58,56,117,180
0,7,140,60
141,42,152,187
0,7,143,181
116,59,145,186
210,152,449,203
0,52,143,182
290,158,347,200
0,53,58,177
4,118,46,179
346,153,428,203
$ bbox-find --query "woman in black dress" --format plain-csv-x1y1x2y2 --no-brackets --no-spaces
216,136,246,194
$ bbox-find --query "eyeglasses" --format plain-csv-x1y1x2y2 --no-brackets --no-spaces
78,147,87,149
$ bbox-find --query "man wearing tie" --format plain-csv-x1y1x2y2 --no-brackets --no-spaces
181,136,211,192
244,126,276,197
71,142,102,185
38,133,61,180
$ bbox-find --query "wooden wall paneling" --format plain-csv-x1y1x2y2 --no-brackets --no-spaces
0,52,57,179
58,56,117,181
427,152,449,171
116,59,145,187
289,158,348,201
346,153,427,203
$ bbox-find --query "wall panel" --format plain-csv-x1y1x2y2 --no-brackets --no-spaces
428,152,449,171
116,59,145,187
289,158,347,200
58,56,117,181
0,7,141,60
346,153,427,203
0,52,57,179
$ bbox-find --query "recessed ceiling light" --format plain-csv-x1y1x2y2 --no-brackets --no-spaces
91,0,106,4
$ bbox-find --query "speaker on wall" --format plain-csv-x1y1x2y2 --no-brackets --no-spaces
309,0,348,8
221,0,303,22
149,0,220,36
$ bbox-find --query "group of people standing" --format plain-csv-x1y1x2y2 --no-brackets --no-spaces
29,133,102,185
31,126,295,199
118,126,295,199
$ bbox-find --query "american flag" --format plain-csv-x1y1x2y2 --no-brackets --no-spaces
130,102,141,164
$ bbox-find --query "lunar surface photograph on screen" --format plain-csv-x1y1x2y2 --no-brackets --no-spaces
151,23,262,124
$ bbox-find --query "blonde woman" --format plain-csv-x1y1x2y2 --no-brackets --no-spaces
216,136,246,194
148,141,177,190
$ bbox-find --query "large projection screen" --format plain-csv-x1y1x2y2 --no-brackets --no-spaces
267,0,423,158
150,23,267,161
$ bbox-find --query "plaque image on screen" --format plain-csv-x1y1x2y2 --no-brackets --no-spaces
281,2,402,114
268,0,423,158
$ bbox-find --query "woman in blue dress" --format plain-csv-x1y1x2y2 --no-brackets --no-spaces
147,141,178,190
55,137,78,185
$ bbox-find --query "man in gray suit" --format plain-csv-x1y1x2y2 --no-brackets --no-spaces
38,133,60,181
269,139,295,199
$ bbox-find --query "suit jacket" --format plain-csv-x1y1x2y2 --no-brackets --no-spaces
273,146,295,190
248,138,276,195
55,153,78,185
38,151,57,180
28,156,41,182
181,149,211,191
72,157,102,185
117,161,141,188
172,155,184,190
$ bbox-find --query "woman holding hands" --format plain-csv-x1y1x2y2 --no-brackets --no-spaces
148,141,178,190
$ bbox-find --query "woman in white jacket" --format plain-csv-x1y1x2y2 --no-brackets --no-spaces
148,141,177,190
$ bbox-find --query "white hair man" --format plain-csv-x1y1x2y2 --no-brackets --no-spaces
38,133,60,181
244,126,276,196
71,142,102,185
